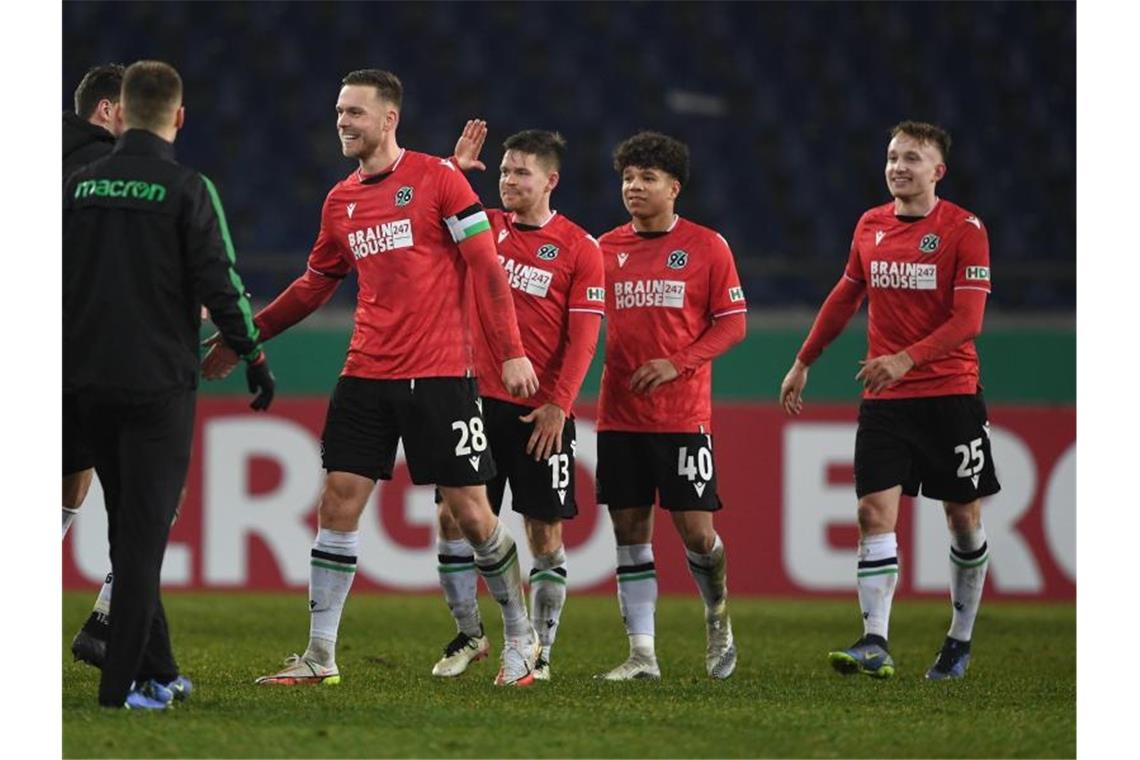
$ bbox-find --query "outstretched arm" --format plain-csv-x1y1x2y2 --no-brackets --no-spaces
780,275,866,415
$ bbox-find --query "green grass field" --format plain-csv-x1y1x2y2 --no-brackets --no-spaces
63,591,1074,758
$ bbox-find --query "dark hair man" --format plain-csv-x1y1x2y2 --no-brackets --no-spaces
594,131,748,680
203,69,544,687
779,121,999,680
64,60,273,709
428,122,604,682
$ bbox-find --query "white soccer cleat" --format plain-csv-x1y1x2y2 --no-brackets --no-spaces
494,628,540,687
255,654,340,686
532,656,551,681
595,652,661,681
706,602,737,679
431,631,491,677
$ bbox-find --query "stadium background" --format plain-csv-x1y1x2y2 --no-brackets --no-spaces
62,1,1075,601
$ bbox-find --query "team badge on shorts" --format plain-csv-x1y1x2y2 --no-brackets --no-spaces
918,234,941,254
395,186,414,207
537,243,559,260
666,250,689,269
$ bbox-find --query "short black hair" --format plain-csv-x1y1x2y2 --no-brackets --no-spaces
890,120,952,162
612,131,690,186
74,64,125,119
341,69,403,109
502,129,566,172
122,60,183,130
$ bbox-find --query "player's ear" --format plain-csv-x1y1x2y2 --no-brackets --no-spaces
386,107,400,132
174,106,185,131
933,162,947,182
546,170,560,193
669,178,681,201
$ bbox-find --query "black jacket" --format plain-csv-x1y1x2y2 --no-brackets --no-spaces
63,129,262,401
63,111,115,181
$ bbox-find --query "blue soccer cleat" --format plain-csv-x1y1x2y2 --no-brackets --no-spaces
828,634,896,679
925,636,972,680
161,675,193,701
138,679,175,705
123,683,170,710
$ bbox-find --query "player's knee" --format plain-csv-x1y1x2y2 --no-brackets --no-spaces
673,516,715,554
610,508,652,544
317,473,372,529
437,502,463,540
525,518,562,555
62,469,94,510
944,500,981,533
857,499,891,534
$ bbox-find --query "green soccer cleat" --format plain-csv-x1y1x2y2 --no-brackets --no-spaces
828,635,896,679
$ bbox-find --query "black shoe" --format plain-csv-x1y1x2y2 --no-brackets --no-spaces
71,614,109,669
925,636,972,680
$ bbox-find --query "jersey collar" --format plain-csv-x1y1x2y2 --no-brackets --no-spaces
355,148,406,184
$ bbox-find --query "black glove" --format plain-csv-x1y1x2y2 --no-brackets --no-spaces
245,352,276,411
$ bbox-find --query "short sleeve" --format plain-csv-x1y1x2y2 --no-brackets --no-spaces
708,233,747,318
953,217,992,293
306,193,351,279
567,234,606,316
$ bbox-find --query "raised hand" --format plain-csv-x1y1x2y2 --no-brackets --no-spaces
453,119,488,172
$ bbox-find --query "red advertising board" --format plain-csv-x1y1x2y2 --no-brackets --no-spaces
64,399,1075,599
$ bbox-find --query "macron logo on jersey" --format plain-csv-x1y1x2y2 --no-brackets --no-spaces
347,202,357,219
870,260,937,290
348,219,414,260
613,279,685,309
500,256,554,298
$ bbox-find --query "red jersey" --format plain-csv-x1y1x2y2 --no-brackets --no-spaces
845,198,992,398
306,150,490,379
471,210,605,410
597,216,747,433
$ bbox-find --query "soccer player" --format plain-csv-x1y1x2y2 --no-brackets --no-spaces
63,64,126,668
594,132,747,680
202,70,544,687
429,122,604,681
779,121,1000,680
63,64,124,533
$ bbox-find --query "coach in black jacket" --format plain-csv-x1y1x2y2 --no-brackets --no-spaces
63,60,275,709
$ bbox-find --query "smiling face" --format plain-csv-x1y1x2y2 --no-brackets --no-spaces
621,165,680,220
885,133,946,202
335,84,396,162
499,150,557,215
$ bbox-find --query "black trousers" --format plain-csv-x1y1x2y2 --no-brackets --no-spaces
76,389,194,706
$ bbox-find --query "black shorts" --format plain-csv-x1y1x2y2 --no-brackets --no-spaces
855,392,1002,503
321,376,496,486
434,397,578,521
63,393,94,476
596,431,723,512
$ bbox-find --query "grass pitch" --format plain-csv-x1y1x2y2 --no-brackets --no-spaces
63,591,1074,758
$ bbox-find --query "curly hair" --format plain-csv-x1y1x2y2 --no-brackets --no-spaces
612,131,690,186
